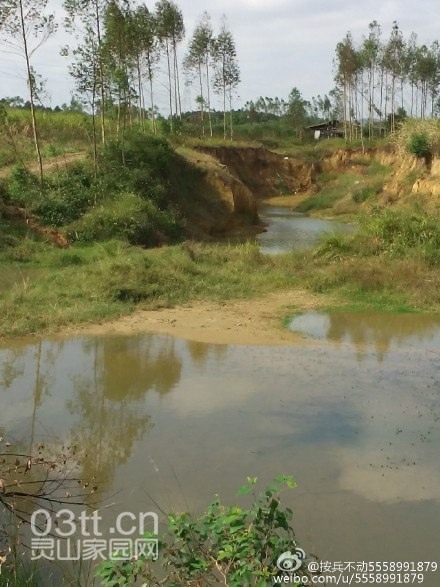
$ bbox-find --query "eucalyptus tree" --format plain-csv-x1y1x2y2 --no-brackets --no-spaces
428,42,440,117
66,36,101,170
131,4,160,132
212,17,240,140
102,0,133,137
64,0,109,145
406,32,419,116
183,11,214,137
0,0,57,183
335,32,360,140
287,87,308,138
155,0,185,122
415,42,440,118
382,22,405,132
255,96,267,113
362,21,381,138
322,94,332,120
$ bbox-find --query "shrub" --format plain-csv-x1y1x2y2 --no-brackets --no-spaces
96,476,316,587
68,192,182,246
394,119,440,155
7,166,41,208
407,133,430,158
352,181,383,203
33,163,95,226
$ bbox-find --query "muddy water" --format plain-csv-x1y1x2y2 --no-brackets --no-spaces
1,330,440,583
290,311,440,355
256,205,355,253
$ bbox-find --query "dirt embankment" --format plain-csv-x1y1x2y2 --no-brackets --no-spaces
195,145,315,198
186,159,261,239
317,145,440,208
3,143,438,247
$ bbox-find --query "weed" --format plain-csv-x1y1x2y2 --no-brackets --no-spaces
403,169,422,186
96,476,316,587
296,173,359,212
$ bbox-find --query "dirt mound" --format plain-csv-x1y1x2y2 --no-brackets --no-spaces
3,205,70,248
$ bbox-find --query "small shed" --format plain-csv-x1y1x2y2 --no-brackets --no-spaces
307,120,344,139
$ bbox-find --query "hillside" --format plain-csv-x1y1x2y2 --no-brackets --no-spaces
3,125,440,339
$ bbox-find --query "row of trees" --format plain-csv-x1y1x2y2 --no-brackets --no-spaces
0,0,240,181
334,21,440,139
64,0,240,155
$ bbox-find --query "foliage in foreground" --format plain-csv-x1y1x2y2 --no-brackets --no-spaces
96,476,313,587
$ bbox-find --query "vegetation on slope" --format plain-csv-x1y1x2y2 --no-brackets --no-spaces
1,133,229,248
1,117,440,340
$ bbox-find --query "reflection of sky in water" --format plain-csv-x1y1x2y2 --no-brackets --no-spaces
1,334,440,582
290,311,440,358
256,206,355,254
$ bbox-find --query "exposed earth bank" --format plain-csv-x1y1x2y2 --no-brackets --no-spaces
197,143,440,213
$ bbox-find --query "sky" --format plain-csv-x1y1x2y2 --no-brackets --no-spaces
2,0,440,113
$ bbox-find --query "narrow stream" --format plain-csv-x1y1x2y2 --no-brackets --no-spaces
256,205,355,253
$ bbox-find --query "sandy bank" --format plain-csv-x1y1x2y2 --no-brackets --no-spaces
66,289,329,345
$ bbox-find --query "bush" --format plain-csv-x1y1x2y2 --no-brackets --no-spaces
407,133,430,158
96,476,316,587
352,181,383,203
7,166,41,208
68,192,182,246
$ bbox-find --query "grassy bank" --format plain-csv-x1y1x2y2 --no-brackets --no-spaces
0,239,292,337
2,205,440,338
296,159,392,215
2,119,440,339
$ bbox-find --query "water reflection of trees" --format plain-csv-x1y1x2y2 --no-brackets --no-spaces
186,340,227,367
1,341,61,451
1,334,184,494
326,312,440,361
67,335,182,490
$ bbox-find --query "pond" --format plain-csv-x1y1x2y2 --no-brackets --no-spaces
1,325,440,584
256,205,355,254
1,212,439,583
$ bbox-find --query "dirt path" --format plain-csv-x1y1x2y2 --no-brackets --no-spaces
66,289,332,346
0,152,86,178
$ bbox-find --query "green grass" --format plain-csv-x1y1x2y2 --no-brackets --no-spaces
3,206,440,338
296,172,360,212
296,158,391,213
0,239,297,337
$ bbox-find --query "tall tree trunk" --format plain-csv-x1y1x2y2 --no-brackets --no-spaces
222,61,226,140
343,79,348,141
94,0,106,145
91,83,98,182
205,55,213,137
19,0,43,184
147,54,157,134
173,42,182,120
136,57,144,130
165,38,173,123
228,89,233,141
198,61,204,137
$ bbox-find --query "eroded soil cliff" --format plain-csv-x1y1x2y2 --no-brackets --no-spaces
200,143,440,217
